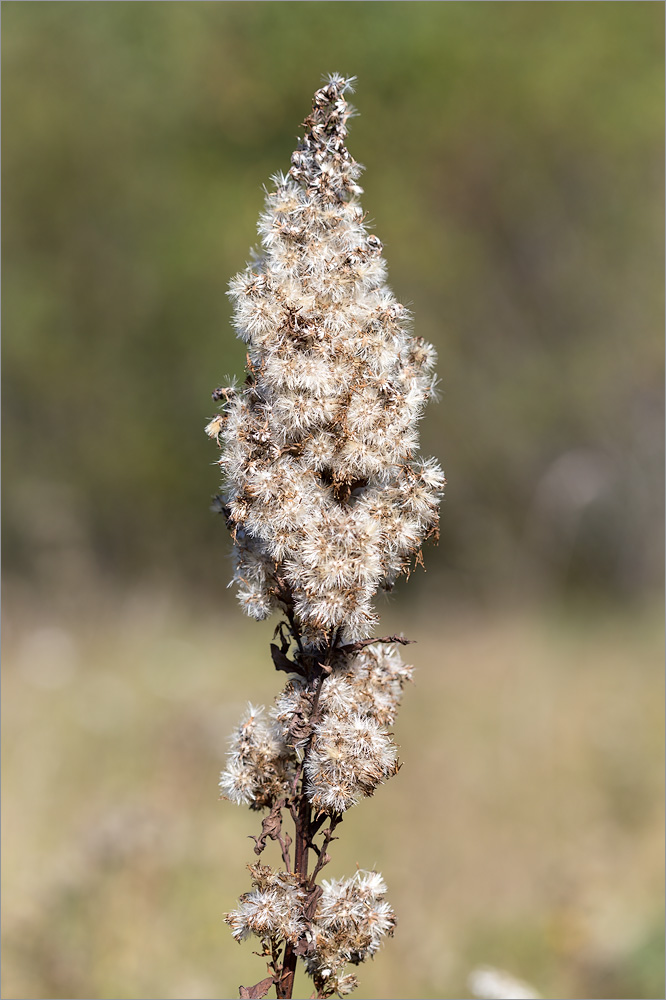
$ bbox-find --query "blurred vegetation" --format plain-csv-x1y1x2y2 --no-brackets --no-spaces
3,1,664,609
2,5,664,1000
2,596,664,999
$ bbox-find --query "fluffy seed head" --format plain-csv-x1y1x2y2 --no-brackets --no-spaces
303,869,396,993
209,74,444,645
304,712,399,814
219,703,295,809
226,863,306,945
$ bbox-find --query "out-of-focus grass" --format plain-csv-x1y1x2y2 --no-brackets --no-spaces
1,590,663,1000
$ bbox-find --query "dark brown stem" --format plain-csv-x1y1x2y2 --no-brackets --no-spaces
276,794,310,999
289,672,326,799
275,619,343,1000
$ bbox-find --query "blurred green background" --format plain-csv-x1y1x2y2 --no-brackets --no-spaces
2,3,664,999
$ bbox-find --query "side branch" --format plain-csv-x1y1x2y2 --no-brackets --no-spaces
339,634,415,656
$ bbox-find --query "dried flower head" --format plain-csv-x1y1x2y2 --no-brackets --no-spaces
219,704,295,809
304,870,396,996
220,641,410,814
209,72,444,648
304,712,399,814
226,863,306,945
320,643,413,726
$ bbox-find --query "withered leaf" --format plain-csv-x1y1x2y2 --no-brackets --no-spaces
252,799,284,856
239,976,274,999
286,710,311,745
271,643,306,677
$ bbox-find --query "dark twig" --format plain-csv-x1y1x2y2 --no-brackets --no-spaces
308,816,341,886
338,634,415,656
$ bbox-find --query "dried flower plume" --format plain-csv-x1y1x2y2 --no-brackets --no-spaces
209,74,444,1000
208,72,444,649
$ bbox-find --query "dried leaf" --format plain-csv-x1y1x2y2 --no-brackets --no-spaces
252,799,284,856
286,709,311,745
239,975,274,999
271,643,306,677
293,937,311,957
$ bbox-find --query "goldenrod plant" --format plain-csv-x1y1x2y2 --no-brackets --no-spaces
208,75,444,1000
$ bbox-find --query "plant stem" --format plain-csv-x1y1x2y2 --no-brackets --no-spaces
276,625,342,999
276,793,311,999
